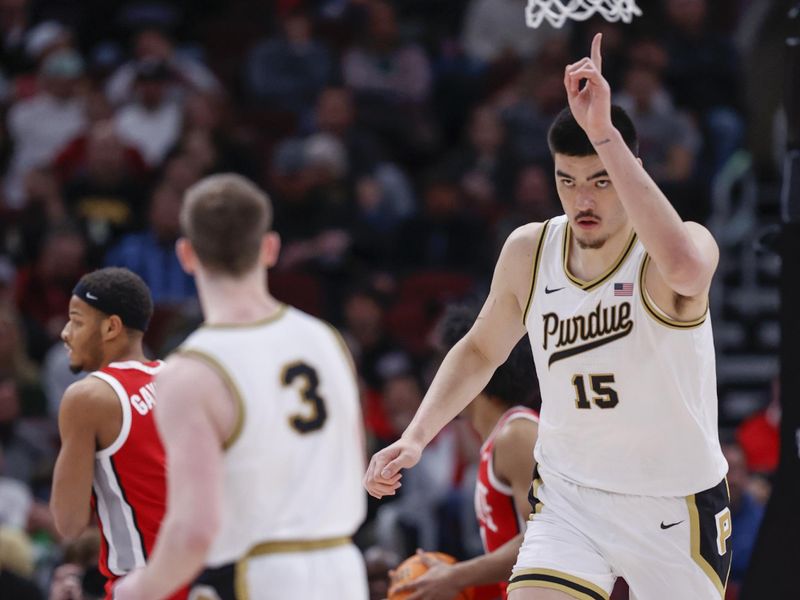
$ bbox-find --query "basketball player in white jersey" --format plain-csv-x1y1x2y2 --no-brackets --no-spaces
114,174,367,600
365,34,731,600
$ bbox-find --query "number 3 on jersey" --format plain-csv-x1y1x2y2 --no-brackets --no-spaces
572,374,619,409
281,362,328,433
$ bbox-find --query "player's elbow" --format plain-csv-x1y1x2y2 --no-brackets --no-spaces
51,503,89,541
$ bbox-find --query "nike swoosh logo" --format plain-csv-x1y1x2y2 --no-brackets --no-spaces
85,292,98,300
660,520,684,530
545,286,565,294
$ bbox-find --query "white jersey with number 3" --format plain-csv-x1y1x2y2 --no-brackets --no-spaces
177,305,366,567
524,215,727,496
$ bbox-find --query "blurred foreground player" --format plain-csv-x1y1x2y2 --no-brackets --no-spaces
115,174,367,599
50,267,187,600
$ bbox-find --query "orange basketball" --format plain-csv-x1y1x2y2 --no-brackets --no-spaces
388,552,475,600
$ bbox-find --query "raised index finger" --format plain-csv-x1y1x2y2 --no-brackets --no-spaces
591,32,603,73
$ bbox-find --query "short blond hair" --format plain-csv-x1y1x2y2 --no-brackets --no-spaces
181,174,272,276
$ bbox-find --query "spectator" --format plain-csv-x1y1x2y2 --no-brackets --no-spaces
14,225,87,345
342,0,437,162
737,377,780,477
340,284,410,394
500,61,567,164
312,86,384,177
105,26,220,106
0,0,32,77
54,93,147,185
614,61,704,220
63,120,148,254
661,0,745,172
0,305,46,415
443,104,517,218
394,174,487,274
180,93,258,179
244,7,332,121
493,163,559,256
722,441,765,591
461,0,566,65
0,374,55,489
104,182,196,306
273,134,355,272
114,58,183,167
4,48,87,209
0,525,43,599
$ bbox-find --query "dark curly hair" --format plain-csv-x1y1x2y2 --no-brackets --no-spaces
439,303,539,409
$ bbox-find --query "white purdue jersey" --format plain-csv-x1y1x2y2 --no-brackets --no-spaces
524,215,727,497
178,305,366,567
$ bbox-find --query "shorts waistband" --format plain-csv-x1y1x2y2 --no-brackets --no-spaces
247,535,352,556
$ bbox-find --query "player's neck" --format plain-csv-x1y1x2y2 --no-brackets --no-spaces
103,341,149,367
195,267,281,325
568,224,634,282
472,398,508,442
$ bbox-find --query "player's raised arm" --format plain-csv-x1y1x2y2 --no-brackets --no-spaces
363,223,541,499
565,33,718,300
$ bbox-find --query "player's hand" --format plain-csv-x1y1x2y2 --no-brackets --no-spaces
391,550,461,600
564,33,613,141
363,437,422,498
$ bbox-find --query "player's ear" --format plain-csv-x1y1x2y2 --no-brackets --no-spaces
103,314,124,342
636,156,643,168
262,232,281,269
175,237,196,274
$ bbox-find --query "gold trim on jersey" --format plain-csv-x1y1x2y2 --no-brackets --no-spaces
562,224,637,291
522,220,551,325
686,494,726,599
531,474,543,515
200,304,288,330
639,254,708,329
234,559,248,600
174,349,246,451
508,568,609,600
324,321,357,378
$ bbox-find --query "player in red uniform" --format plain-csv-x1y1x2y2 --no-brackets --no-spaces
50,267,187,600
392,305,539,600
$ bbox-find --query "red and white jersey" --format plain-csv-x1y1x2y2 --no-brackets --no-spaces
90,360,187,600
474,406,539,599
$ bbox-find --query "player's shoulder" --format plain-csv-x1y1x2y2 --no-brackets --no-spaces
494,412,539,451
495,222,550,283
505,222,547,251
59,376,118,419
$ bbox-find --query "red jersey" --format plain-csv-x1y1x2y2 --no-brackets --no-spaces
474,406,539,600
90,360,187,600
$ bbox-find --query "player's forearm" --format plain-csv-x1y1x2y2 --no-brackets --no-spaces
451,533,524,587
129,515,215,599
403,336,497,448
591,127,707,290
50,459,92,540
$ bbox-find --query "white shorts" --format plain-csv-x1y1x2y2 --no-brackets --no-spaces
509,470,731,600
189,541,367,600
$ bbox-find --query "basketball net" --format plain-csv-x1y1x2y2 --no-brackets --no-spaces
526,0,643,29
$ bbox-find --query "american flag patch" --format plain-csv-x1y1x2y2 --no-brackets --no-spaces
614,282,633,296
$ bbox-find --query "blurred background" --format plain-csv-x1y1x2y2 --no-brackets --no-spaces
0,1,792,599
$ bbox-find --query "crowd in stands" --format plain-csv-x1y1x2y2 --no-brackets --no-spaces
0,1,787,598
